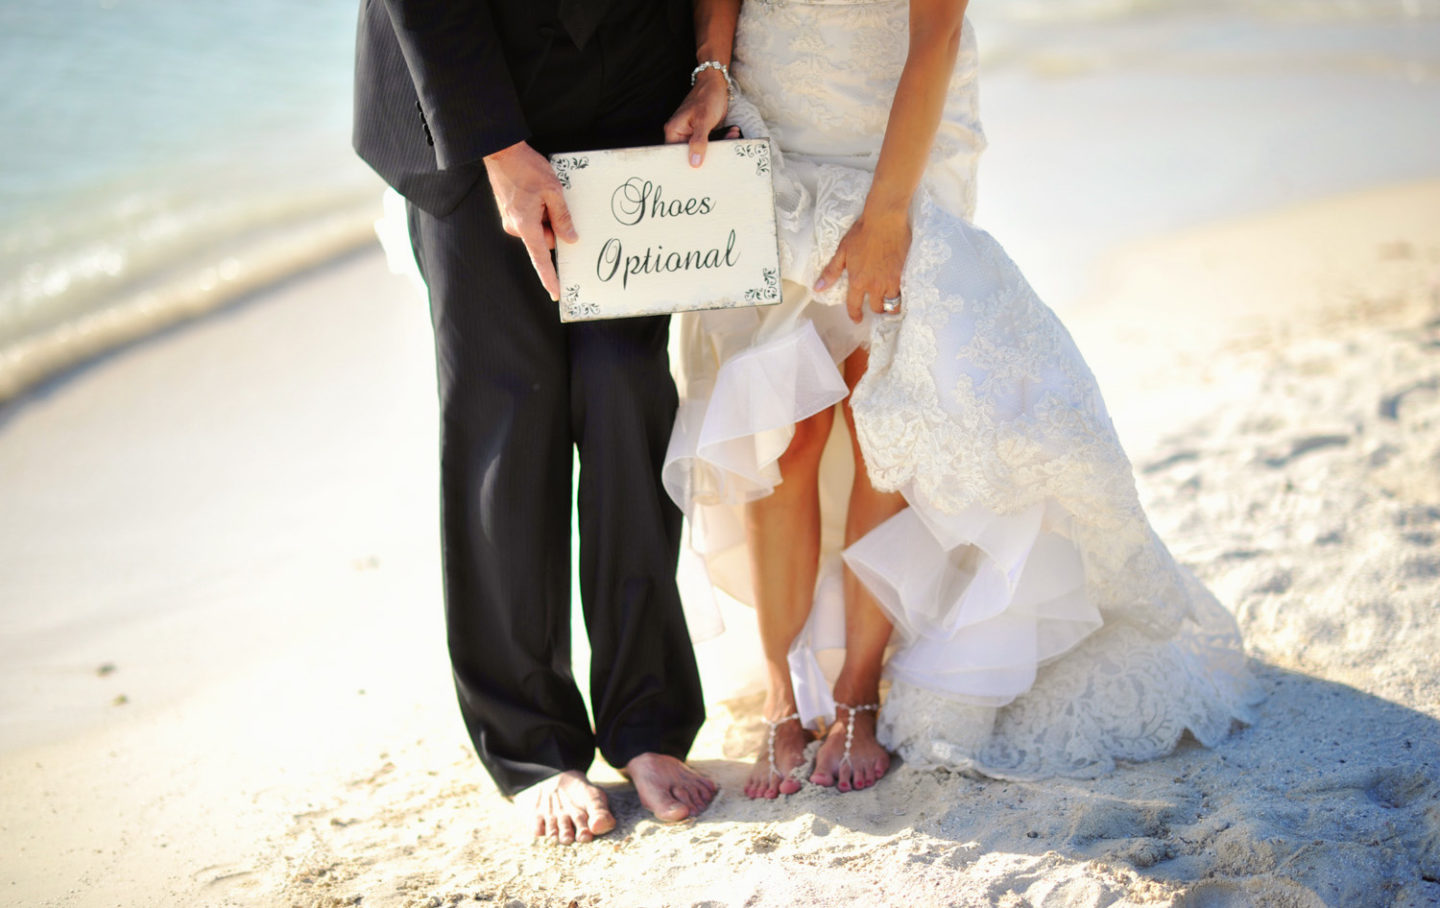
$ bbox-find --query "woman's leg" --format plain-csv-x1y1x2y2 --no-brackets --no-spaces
743,405,835,798
811,347,904,792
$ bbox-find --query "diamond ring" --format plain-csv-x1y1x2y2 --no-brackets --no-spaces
881,294,902,314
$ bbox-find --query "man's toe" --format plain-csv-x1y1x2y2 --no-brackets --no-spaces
653,794,689,821
687,778,714,809
697,780,717,805
572,810,595,844
559,814,580,845
666,789,694,820
568,807,593,842
588,806,615,836
679,785,704,813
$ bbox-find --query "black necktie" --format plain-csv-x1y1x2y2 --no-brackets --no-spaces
557,0,615,50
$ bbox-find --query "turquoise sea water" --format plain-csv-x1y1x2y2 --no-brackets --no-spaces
0,0,375,355
1,0,1437,392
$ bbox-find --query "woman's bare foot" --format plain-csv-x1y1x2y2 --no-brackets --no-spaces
745,715,811,799
623,753,717,822
515,770,616,844
810,704,889,792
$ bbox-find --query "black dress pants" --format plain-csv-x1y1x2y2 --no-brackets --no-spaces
406,11,704,797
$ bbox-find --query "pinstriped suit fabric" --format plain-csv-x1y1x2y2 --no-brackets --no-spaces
354,0,705,795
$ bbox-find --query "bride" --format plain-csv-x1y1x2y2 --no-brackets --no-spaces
661,0,1262,799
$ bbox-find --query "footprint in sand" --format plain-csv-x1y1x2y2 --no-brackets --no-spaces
1402,555,1440,579
192,863,258,893
1141,449,1201,475
1395,505,1440,528
1366,768,1435,810
1380,377,1440,420
1261,434,1350,468
1248,569,1293,596
1366,769,1440,883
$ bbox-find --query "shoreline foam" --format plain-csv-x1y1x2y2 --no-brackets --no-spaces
0,199,381,403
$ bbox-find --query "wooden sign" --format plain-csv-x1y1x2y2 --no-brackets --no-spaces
550,139,782,322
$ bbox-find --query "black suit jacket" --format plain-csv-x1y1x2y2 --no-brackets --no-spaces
353,0,694,217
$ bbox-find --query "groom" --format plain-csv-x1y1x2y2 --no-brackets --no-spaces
353,0,726,843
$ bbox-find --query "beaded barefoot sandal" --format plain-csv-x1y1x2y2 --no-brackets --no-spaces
833,702,880,772
762,713,813,788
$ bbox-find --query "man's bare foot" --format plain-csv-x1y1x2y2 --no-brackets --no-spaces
745,716,811,799
623,753,717,822
515,770,616,844
810,705,889,793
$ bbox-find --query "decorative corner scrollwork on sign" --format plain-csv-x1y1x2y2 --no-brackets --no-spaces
744,267,779,303
562,283,600,320
734,141,770,176
552,155,590,190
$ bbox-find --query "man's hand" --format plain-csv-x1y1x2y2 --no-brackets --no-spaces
483,140,578,301
663,69,732,167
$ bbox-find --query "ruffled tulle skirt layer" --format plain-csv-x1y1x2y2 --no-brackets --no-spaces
661,96,1261,781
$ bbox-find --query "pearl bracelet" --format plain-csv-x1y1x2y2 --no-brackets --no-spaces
691,60,736,99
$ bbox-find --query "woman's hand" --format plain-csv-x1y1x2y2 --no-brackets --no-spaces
663,69,732,167
809,0,965,322
815,208,912,323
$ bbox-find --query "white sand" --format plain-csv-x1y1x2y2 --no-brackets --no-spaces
4,14,1440,901
2,179,1437,907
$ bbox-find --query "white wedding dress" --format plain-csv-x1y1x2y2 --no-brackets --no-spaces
662,0,1262,780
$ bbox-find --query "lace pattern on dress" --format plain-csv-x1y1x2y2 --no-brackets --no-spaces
665,0,1261,779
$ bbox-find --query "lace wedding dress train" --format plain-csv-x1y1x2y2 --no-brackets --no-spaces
662,0,1261,780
